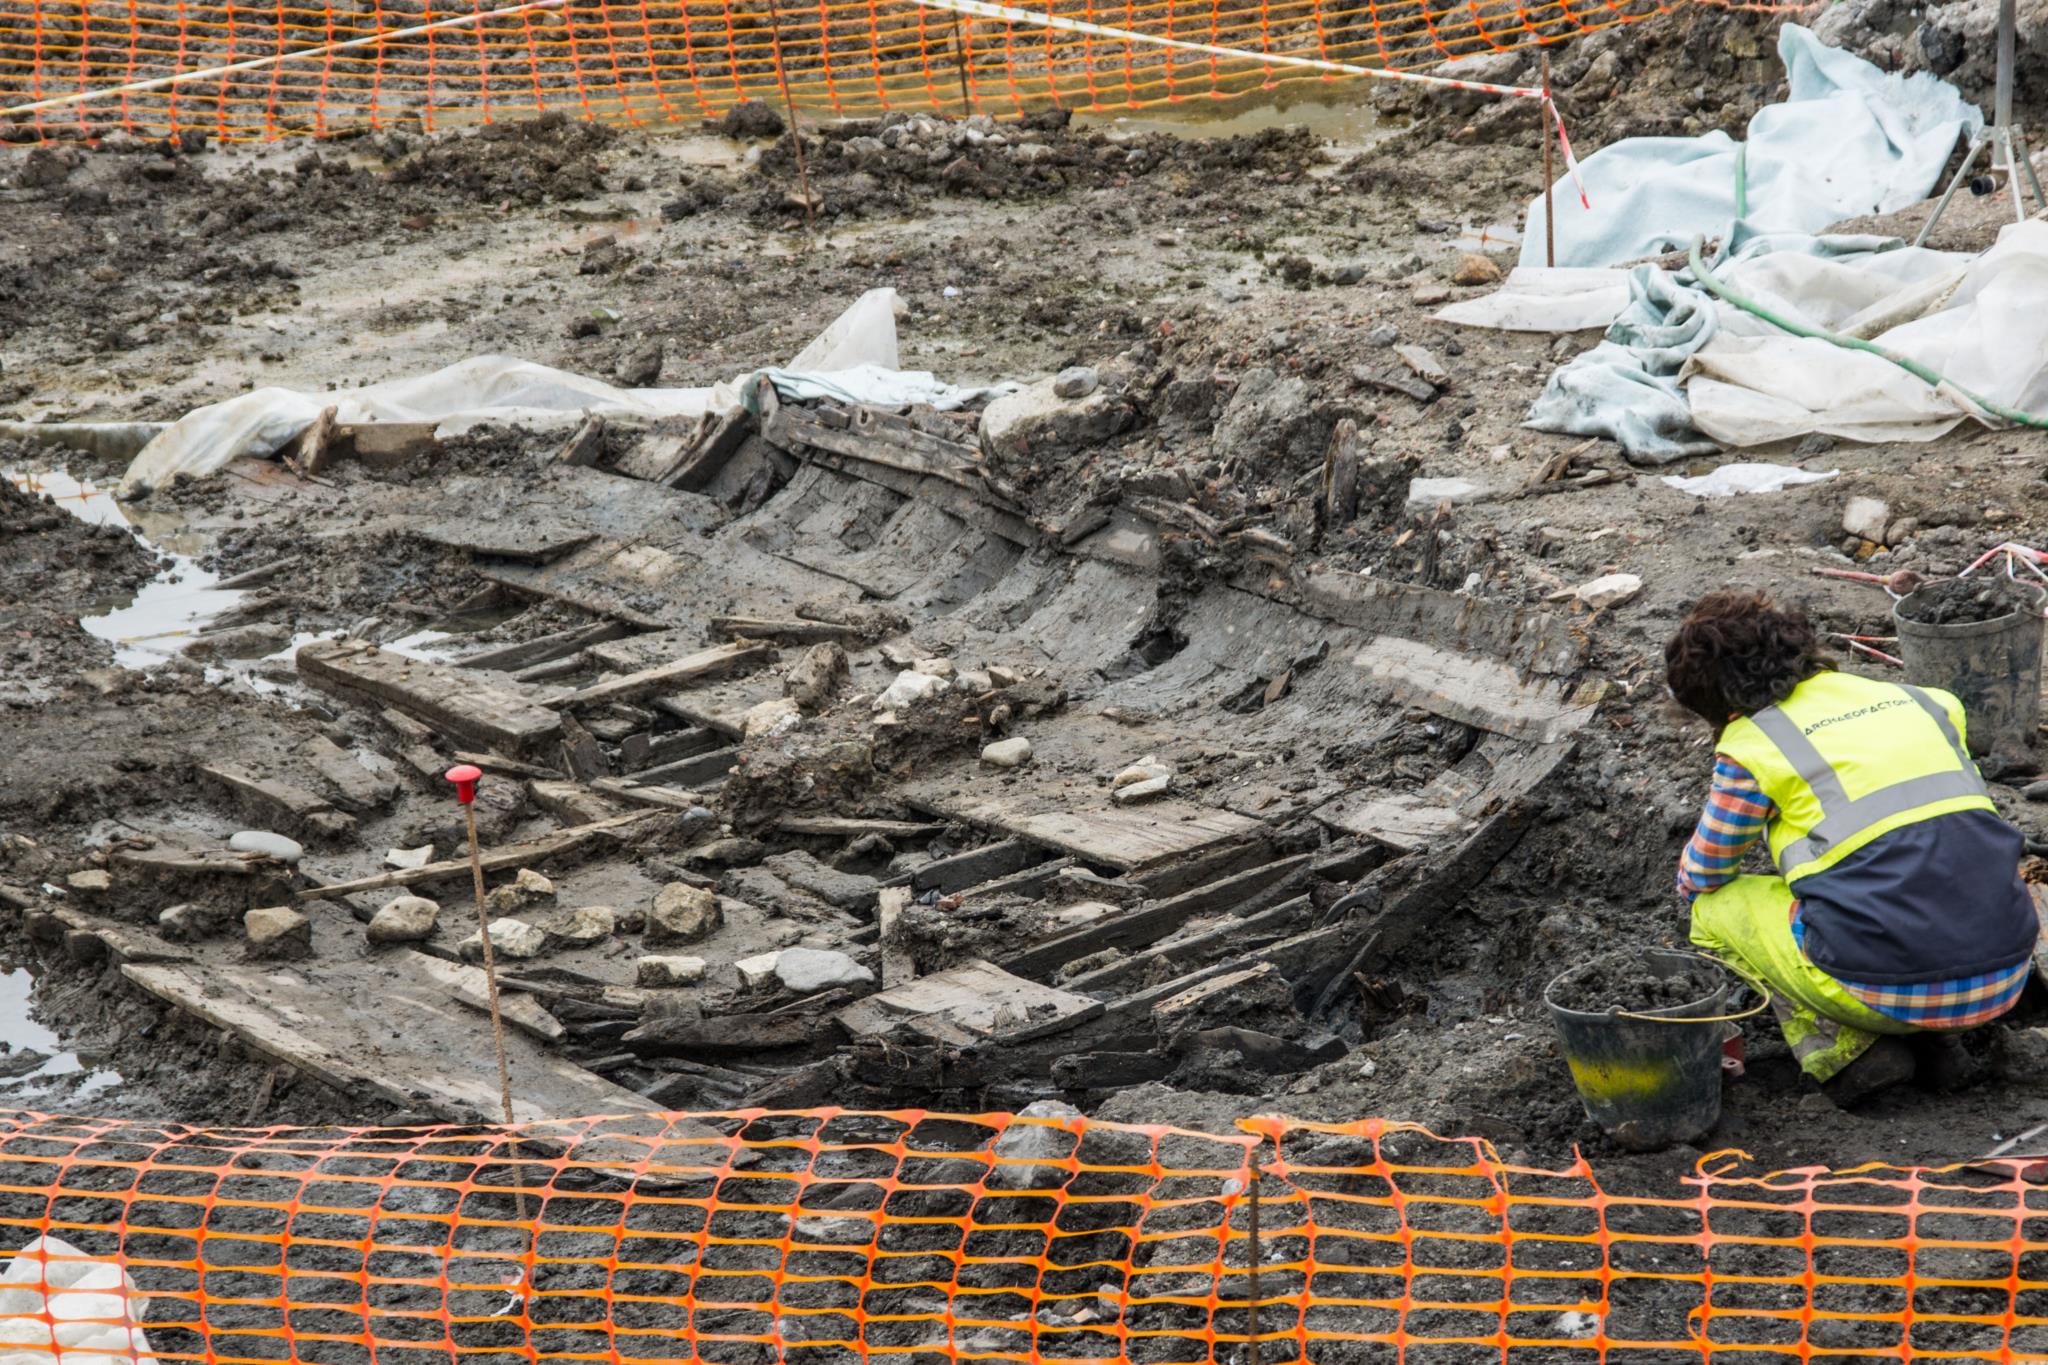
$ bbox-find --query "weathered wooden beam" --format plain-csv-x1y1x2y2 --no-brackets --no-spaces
548,641,773,710
775,815,946,839
296,812,655,900
298,638,563,756
1000,853,1315,982
457,621,630,673
709,616,867,644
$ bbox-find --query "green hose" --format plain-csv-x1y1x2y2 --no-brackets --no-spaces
1685,236,2048,431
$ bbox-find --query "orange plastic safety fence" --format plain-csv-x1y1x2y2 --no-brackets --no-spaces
4,1108,2048,1365
0,0,1807,142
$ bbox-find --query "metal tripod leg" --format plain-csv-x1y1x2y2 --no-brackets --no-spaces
1915,131,1989,247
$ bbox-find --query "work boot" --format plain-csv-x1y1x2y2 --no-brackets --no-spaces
1819,1035,1916,1107
1908,1032,1979,1091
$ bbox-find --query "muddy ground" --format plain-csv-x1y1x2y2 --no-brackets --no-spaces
5,0,2048,1214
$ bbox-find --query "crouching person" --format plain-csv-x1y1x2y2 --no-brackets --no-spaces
1665,589,2037,1103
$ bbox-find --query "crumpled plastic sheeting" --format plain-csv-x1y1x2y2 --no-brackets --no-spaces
1523,24,1980,269
118,289,1015,495
1660,463,1840,497
1523,228,1958,462
0,1235,156,1365
1685,220,2048,445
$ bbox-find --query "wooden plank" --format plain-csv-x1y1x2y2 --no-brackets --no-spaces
1353,636,1607,743
301,736,398,814
1313,792,1473,852
406,953,565,1042
296,812,655,900
457,621,630,673
1106,925,1349,1019
120,959,656,1123
549,641,773,710
1062,895,1312,995
453,750,563,781
656,408,753,490
298,638,563,756
776,815,945,839
835,960,1102,1044
908,794,1263,872
633,745,739,788
555,414,607,468
895,838,1049,894
1001,853,1314,981
1299,570,1586,677
710,616,867,644
198,763,354,839
590,777,706,812
529,779,628,826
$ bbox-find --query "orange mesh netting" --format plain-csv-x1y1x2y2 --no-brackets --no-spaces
3,1107,2046,1365
0,0,1806,142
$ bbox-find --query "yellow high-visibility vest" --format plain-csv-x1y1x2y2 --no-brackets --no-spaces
1717,671,1995,886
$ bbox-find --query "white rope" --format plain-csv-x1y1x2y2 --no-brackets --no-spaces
0,0,565,120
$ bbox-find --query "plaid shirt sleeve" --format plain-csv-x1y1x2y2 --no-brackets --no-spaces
1676,755,1774,904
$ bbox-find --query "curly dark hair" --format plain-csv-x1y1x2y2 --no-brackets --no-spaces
1664,589,1834,725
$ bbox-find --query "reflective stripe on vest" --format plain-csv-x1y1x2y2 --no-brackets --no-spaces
1749,684,1985,876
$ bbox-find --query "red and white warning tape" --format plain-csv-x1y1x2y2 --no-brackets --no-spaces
907,0,1590,206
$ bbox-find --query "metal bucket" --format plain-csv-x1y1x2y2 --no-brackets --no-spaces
1544,949,1744,1152
1893,581,2046,758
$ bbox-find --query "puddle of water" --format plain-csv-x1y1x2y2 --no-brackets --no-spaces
1457,221,1523,253
7,468,245,669
0,967,124,1104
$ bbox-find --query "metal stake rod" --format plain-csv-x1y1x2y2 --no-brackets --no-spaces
447,764,517,1126
765,0,818,227
1542,49,1555,268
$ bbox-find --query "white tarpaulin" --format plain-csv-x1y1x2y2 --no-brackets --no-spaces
118,289,1015,495
0,1236,156,1365
1684,221,2048,446
1523,24,1980,269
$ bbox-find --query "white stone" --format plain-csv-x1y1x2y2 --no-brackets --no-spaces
775,947,875,993
911,657,955,678
230,830,303,864
735,951,785,989
742,696,803,739
987,1100,1081,1190
384,845,434,870
874,669,946,712
956,669,993,694
1843,495,1890,543
981,737,1033,768
367,895,439,944
648,883,722,945
1405,477,1487,511
1111,756,1171,791
1573,572,1643,610
66,869,111,893
987,664,1021,687
550,905,617,947
637,955,708,987
1112,773,1172,805
514,868,556,902
462,916,549,961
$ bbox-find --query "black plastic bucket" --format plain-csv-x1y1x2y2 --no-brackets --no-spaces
1893,580,2046,758
1544,949,1742,1151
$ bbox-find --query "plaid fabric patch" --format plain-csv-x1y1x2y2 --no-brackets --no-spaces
1825,957,2032,1029
1677,755,1773,904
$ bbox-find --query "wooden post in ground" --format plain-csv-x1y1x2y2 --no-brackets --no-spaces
764,0,817,227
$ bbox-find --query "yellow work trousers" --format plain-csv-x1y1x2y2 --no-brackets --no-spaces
1689,874,1916,1083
